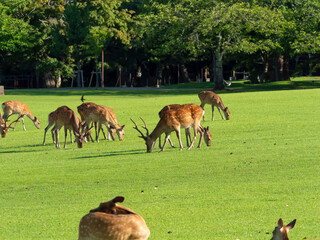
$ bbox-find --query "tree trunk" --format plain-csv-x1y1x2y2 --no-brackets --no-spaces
155,63,164,87
214,49,225,90
77,61,81,87
179,64,190,83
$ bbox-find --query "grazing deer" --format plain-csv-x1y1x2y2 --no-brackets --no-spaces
198,91,230,121
2,100,40,131
78,196,150,240
0,114,21,138
158,104,212,148
42,106,89,149
271,218,296,240
77,103,124,143
131,103,204,153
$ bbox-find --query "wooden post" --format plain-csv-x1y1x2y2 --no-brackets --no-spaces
0,85,4,95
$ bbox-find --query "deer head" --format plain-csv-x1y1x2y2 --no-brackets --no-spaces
203,126,212,146
89,196,125,214
131,118,155,153
271,218,296,240
0,115,21,138
74,123,92,148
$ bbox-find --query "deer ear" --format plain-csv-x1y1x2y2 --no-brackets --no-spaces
278,218,284,227
206,126,210,131
286,219,296,231
121,125,125,129
112,196,124,203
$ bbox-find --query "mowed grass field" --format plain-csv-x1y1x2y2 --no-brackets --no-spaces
0,87,319,240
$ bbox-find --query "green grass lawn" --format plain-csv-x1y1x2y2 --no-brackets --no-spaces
0,83,319,239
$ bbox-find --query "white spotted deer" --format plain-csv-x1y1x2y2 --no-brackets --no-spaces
2,100,40,131
42,106,89,149
131,103,204,153
78,196,150,240
198,91,230,121
77,103,124,143
271,218,296,240
158,104,212,148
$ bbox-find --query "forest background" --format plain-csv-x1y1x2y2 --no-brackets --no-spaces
0,0,320,89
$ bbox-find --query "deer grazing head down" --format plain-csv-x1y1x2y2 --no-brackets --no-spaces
0,114,21,138
79,196,150,240
271,218,296,240
131,117,155,153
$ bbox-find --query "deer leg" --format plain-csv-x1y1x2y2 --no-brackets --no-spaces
217,107,225,120
100,124,108,140
174,129,183,151
168,136,174,147
95,122,100,143
158,135,162,148
196,128,204,148
69,129,73,143
201,104,206,121
64,128,68,148
160,133,171,152
185,128,191,147
55,128,61,149
211,105,215,121
43,123,54,145
187,126,198,150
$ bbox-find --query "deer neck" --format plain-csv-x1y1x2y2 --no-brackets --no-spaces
25,112,36,121
149,121,166,141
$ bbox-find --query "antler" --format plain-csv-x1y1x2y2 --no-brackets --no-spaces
139,117,149,136
130,118,146,139
6,114,21,128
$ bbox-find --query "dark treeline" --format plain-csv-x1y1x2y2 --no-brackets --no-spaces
0,0,319,89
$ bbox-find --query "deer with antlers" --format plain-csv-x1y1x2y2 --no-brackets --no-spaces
198,91,230,121
77,103,124,143
2,100,40,131
131,103,204,153
0,113,21,138
271,218,296,240
78,196,150,240
158,104,212,148
42,106,90,149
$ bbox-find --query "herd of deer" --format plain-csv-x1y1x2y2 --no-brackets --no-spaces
0,91,307,240
0,91,230,152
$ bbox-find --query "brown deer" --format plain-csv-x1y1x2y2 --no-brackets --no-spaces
0,113,21,138
78,196,150,240
131,103,204,153
271,218,296,240
2,100,40,131
158,104,212,148
198,91,230,121
78,103,124,143
42,106,89,149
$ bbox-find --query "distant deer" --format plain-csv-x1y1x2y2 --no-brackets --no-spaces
78,196,150,240
131,103,204,153
0,113,21,138
42,106,89,149
198,91,230,121
271,218,296,240
77,103,124,143
2,100,40,131
158,104,212,148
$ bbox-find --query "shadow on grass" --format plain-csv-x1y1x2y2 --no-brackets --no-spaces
73,149,146,159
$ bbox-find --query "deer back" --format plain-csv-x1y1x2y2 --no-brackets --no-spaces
79,197,150,240
2,100,31,117
198,91,222,106
77,102,99,121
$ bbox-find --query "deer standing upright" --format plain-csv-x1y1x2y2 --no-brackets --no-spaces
158,104,212,148
78,196,150,240
270,218,296,240
131,103,204,153
198,91,230,121
42,106,88,149
2,100,40,130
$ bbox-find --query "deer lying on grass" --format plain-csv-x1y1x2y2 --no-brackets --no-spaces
271,218,296,240
131,103,204,153
2,100,40,130
158,104,212,148
198,91,230,121
0,113,21,138
77,103,124,143
78,196,150,240
42,106,90,149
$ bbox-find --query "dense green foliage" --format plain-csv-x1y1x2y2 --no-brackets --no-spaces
0,0,320,88
0,83,319,239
